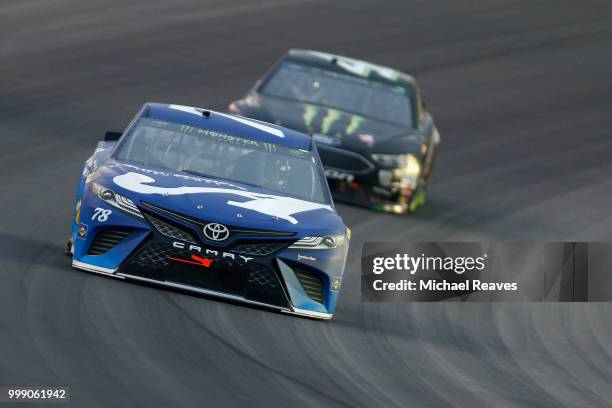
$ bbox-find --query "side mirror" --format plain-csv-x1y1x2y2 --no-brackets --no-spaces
104,131,122,141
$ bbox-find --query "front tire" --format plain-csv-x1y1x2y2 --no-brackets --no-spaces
407,182,428,213
65,238,73,256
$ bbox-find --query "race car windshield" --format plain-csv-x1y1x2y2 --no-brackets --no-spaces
261,62,414,127
114,118,329,203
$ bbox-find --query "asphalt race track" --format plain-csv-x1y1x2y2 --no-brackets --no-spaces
1,1,612,406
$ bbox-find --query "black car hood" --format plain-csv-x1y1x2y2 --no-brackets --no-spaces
244,94,423,154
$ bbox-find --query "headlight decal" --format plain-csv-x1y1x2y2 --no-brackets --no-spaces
372,153,421,173
92,183,143,218
289,235,346,250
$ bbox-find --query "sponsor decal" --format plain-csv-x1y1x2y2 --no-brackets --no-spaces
74,200,82,224
358,133,375,147
262,142,276,152
325,169,355,183
305,51,400,81
346,115,364,135
77,223,88,239
197,128,264,149
172,241,254,263
169,254,213,268
321,109,342,134
113,172,334,225
302,104,318,130
313,133,341,146
180,124,195,133
114,164,246,190
168,104,285,138
297,254,317,263
203,223,230,242
91,207,112,222
331,277,342,292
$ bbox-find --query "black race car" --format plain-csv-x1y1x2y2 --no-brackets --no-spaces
229,49,440,213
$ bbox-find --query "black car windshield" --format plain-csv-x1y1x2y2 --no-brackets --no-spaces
114,118,329,203
261,62,414,127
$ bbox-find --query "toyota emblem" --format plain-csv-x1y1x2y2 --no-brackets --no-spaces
203,223,230,241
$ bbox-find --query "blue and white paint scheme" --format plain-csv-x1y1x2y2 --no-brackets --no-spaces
68,102,349,319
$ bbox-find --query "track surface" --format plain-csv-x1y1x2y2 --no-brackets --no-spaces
1,1,612,406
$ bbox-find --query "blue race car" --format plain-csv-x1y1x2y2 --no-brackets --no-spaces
67,103,349,319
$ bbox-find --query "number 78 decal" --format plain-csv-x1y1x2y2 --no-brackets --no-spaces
92,207,112,222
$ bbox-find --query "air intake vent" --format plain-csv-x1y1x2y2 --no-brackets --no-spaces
145,213,197,243
294,269,324,304
87,229,131,255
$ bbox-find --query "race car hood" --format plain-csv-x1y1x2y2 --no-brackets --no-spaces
93,160,344,235
240,93,424,154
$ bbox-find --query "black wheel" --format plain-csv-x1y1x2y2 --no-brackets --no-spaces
65,238,73,256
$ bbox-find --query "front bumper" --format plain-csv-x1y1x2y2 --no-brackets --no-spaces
317,145,423,213
71,202,343,320
327,177,425,214
72,253,335,320
119,238,292,309
72,260,333,319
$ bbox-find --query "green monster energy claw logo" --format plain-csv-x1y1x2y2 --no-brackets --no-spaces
321,109,342,134
346,115,364,134
263,142,276,152
302,105,318,130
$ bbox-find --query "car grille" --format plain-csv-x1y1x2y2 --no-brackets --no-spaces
246,263,280,290
121,204,297,308
317,145,374,174
129,243,172,270
294,269,324,304
143,208,294,257
231,241,292,256
141,202,295,242
122,241,289,308
145,213,197,244
87,229,132,255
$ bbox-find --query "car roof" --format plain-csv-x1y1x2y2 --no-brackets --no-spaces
142,103,312,150
283,49,417,90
